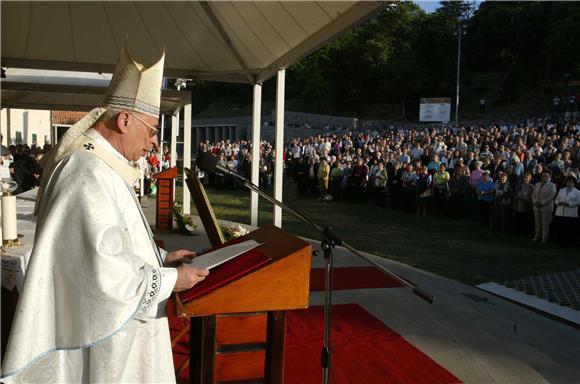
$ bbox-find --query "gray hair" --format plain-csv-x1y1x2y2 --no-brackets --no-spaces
98,107,125,123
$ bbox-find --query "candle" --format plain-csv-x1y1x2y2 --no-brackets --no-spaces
2,194,17,242
0,196,3,241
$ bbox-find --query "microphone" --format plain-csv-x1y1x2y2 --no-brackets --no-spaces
196,152,240,179
196,151,220,173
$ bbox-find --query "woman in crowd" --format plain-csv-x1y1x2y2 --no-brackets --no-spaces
512,155,524,184
317,158,330,200
469,161,484,190
552,173,580,245
432,163,450,216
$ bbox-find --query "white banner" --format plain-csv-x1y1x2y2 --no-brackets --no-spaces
419,97,451,122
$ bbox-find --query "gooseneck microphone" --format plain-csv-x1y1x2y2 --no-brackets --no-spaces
196,152,249,182
196,152,220,173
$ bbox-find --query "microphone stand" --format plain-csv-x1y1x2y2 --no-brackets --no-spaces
187,165,435,384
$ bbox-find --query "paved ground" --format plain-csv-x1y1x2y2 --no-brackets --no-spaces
142,196,580,384
496,270,580,311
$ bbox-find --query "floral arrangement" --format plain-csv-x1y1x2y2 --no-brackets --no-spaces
220,224,250,241
172,203,197,234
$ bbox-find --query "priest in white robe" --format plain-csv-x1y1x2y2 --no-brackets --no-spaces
1,43,209,383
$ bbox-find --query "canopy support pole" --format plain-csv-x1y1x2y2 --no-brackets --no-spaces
182,92,192,215
273,69,285,228
250,83,262,226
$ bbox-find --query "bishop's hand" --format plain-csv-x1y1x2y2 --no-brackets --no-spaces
164,249,196,267
173,265,209,292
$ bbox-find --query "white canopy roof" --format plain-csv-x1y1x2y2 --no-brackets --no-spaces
1,68,184,114
1,1,385,84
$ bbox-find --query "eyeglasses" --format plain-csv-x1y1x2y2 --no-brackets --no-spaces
128,112,159,138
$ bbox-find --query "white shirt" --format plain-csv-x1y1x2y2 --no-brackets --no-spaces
554,186,580,217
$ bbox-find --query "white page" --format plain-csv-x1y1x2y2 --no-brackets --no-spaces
187,239,262,270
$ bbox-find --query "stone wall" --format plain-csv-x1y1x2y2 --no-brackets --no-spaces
191,110,358,142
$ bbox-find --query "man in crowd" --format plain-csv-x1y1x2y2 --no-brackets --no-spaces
1,44,209,383
532,169,557,243
494,171,513,231
476,170,495,228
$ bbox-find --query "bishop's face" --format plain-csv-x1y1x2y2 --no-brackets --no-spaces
122,111,159,161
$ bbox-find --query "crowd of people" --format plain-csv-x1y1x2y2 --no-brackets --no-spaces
136,144,173,196
0,136,51,194
199,117,580,246
3,118,579,246
0,134,174,197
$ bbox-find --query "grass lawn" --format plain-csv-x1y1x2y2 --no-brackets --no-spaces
179,181,579,286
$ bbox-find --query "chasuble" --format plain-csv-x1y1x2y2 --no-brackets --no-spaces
1,130,177,383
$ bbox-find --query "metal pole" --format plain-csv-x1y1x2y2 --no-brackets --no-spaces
322,241,333,384
454,26,462,128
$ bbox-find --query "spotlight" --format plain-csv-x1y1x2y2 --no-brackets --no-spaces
175,78,190,91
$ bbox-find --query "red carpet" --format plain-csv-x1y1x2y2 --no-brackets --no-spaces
284,304,462,384
167,302,461,384
310,266,404,291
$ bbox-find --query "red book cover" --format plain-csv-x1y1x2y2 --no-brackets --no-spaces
178,247,272,303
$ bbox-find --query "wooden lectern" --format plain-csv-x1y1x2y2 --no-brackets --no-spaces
152,167,177,231
177,169,311,383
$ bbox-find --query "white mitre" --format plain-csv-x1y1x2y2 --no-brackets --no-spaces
102,42,165,118
36,42,164,213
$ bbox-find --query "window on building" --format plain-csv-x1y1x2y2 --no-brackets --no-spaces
32,133,37,145
15,131,22,145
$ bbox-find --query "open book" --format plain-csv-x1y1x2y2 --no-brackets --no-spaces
187,239,262,270
178,238,272,303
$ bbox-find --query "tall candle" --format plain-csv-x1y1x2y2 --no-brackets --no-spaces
0,196,3,241
2,194,17,241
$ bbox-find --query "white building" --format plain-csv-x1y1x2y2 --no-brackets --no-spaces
0,108,52,146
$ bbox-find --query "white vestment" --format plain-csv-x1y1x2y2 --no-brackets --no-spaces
1,130,177,383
